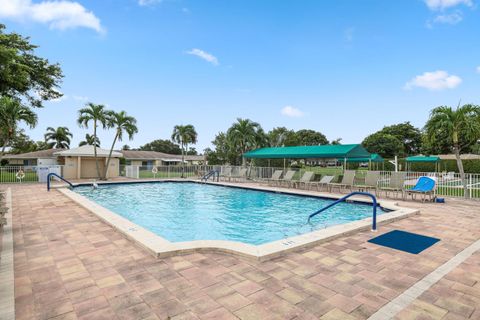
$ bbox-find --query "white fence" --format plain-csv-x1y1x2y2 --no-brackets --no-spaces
377,171,480,199
119,165,480,199
0,166,63,184
2,164,479,199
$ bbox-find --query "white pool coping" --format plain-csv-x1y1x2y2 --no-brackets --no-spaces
59,179,419,261
0,188,14,320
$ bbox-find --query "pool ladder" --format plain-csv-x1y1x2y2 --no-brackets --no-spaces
201,170,220,182
47,173,74,191
308,192,378,231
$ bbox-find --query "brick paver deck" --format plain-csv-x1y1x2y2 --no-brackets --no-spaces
10,185,480,319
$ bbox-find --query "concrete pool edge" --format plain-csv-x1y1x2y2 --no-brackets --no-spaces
58,180,419,261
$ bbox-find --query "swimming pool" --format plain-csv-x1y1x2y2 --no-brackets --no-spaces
74,182,385,245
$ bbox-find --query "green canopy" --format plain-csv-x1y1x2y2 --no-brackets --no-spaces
243,144,370,159
343,153,384,163
406,156,440,162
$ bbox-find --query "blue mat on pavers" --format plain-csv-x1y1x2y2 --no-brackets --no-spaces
368,230,440,254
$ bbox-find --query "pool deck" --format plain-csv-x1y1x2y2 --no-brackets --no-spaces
5,183,480,319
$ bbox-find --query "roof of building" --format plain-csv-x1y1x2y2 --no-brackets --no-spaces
3,148,63,159
121,150,204,161
184,155,205,161
54,145,123,158
243,144,370,159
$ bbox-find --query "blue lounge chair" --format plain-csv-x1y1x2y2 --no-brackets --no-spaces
406,176,436,202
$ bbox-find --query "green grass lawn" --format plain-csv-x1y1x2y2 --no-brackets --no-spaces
0,171,38,183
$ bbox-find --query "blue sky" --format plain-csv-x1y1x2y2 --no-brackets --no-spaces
1,0,479,151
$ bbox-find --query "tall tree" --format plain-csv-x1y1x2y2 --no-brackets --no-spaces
0,96,38,162
44,126,73,149
227,118,265,166
267,127,297,147
330,138,342,145
424,104,480,197
79,134,100,148
362,132,404,158
5,129,48,155
104,111,138,179
209,132,234,165
0,24,63,108
139,139,182,154
77,103,110,179
294,129,328,146
171,125,198,177
381,122,422,156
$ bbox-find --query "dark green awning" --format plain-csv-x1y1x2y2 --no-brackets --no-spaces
243,144,370,159
406,156,440,162
343,153,384,163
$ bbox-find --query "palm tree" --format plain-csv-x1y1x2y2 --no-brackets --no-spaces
104,111,138,179
227,118,264,166
425,104,480,197
44,126,73,149
0,96,38,162
171,124,198,177
77,103,110,179
79,134,100,148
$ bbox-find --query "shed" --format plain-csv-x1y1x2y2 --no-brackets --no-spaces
54,145,123,179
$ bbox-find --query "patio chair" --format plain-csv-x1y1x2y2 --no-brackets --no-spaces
405,176,436,202
265,170,283,185
310,175,335,192
378,172,407,199
293,171,315,189
220,167,233,182
232,168,248,182
327,170,356,193
277,170,296,187
355,171,380,195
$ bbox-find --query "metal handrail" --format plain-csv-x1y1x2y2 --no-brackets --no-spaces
201,170,219,182
47,173,74,191
308,192,378,231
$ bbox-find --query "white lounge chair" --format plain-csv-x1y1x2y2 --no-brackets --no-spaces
293,171,315,189
310,175,335,191
328,170,356,193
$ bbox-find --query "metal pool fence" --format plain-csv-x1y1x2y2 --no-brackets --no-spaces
0,166,63,184
2,164,479,200
119,165,480,200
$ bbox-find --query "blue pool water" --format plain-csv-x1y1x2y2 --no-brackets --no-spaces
75,182,384,245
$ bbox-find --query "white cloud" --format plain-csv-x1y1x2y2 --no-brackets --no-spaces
476,66,480,73
138,0,161,6
281,106,304,118
433,12,463,24
424,0,472,10
0,0,103,33
186,48,219,66
404,70,462,91
73,95,89,102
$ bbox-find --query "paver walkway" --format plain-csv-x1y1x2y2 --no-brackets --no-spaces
10,185,480,319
